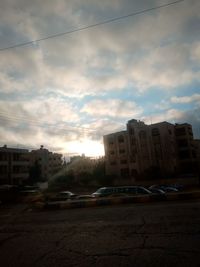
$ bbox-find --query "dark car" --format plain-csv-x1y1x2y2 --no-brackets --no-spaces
149,187,165,194
167,184,184,191
0,184,19,203
48,191,77,201
75,194,93,200
92,186,151,198
149,185,178,193
19,189,40,196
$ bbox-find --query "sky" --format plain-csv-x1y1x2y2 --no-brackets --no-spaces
0,0,199,157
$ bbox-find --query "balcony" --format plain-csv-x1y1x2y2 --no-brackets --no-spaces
12,173,29,178
0,161,8,166
12,161,29,166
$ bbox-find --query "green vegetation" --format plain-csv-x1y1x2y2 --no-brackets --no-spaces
48,160,116,190
28,160,43,184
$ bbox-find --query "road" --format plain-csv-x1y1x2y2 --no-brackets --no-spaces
0,200,200,267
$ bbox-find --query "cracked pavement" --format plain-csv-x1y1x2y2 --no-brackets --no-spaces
0,200,200,266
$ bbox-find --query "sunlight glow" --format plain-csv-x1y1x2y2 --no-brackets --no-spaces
65,139,105,158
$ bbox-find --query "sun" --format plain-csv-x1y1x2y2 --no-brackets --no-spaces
65,139,105,158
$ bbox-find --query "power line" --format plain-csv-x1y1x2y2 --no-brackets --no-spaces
0,0,185,52
0,111,95,132
0,111,125,134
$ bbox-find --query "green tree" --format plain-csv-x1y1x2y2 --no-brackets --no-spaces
79,171,93,186
28,160,42,184
48,170,75,189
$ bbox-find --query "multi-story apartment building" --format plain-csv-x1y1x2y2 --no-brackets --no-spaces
0,145,29,185
0,145,63,185
193,139,200,173
104,119,199,180
104,130,129,178
29,146,63,180
149,121,177,175
175,123,198,173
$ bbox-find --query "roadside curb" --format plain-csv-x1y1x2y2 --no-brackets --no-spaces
31,190,200,211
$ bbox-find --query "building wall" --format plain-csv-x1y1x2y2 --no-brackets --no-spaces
193,139,200,174
149,121,177,175
29,146,63,180
127,120,152,177
0,146,29,185
104,119,198,180
104,131,129,178
175,123,197,173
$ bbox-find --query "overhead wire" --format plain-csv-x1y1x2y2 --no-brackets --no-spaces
0,111,96,132
0,1,185,151
0,0,185,52
0,110,125,135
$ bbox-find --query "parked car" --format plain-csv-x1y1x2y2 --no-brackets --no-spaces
149,185,178,193
167,184,184,191
149,187,166,194
162,187,178,193
19,185,40,191
48,191,77,201
0,184,19,203
75,194,94,200
92,186,151,198
19,189,40,196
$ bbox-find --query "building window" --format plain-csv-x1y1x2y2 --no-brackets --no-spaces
120,159,127,164
130,156,136,163
110,161,116,165
152,128,160,136
0,165,7,174
118,135,124,143
0,153,7,161
175,127,186,136
131,138,136,146
120,168,129,177
128,127,135,135
108,138,114,145
13,153,20,161
13,165,20,173
131,169,138,177
179,150,190,159
110,151,115,155
177,139,188,147
139,130,147,139
119,149,125,154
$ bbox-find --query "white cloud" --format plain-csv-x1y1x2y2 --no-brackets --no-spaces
81,99,143,118
142,107,200,138
128,44,200,91
0,97,79,124
142,109,184,124
0,0,199,154
171,94,200,104
0,0,199,97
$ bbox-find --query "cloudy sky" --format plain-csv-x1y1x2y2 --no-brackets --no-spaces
0,0,199,157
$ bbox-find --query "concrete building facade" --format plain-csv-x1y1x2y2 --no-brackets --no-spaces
29,146,63,180
104,119,199,180
104,130,129,178
0,145,63,185
175,123,197,173
0,145,29,185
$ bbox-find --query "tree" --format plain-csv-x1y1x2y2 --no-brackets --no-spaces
79,171,93,186
48,169,75,189
28,160,42,184
93,161,105,179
